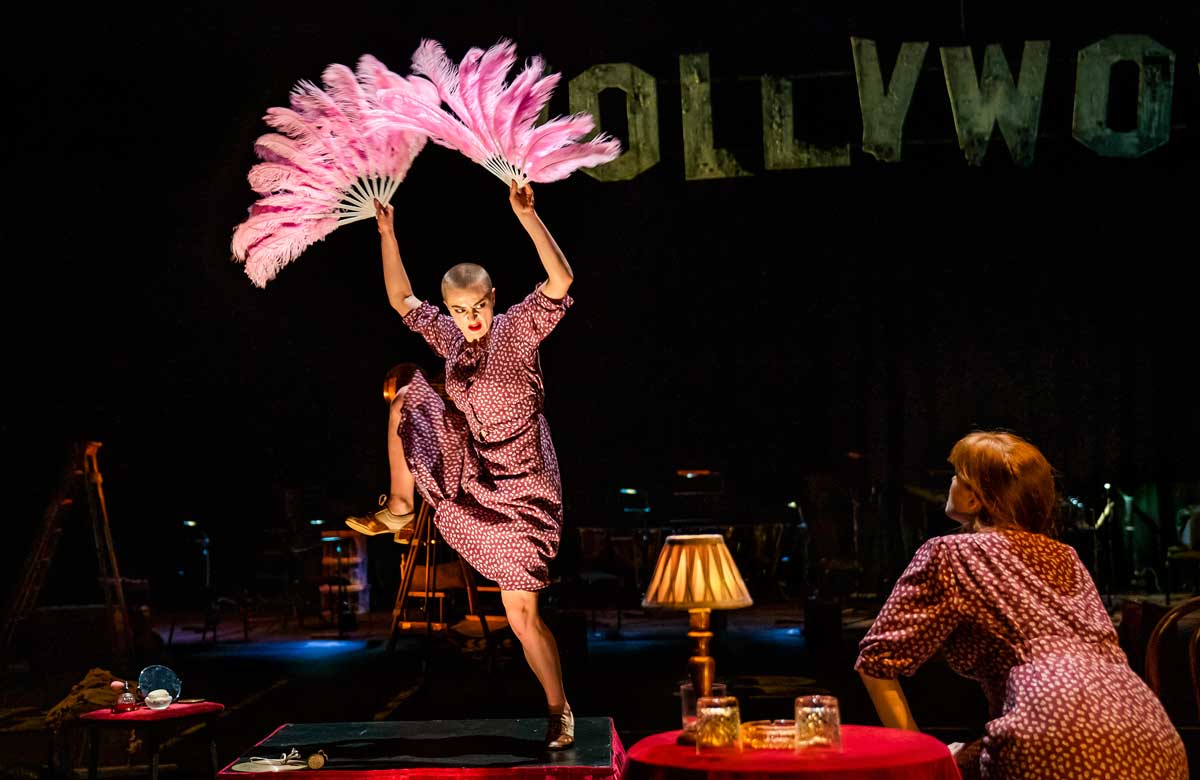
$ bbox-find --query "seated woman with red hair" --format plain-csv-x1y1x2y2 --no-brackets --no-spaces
856,430,1187,780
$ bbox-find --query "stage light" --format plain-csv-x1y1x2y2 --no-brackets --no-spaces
1104,483,1111,490
183,520,197,527
787,501,798,509
618,486,651,518
310,519,325,525
321,536,340,542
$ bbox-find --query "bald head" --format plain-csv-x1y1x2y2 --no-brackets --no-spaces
441,263,493,300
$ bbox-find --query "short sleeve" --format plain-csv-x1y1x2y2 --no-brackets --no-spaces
401,301,461,359
855,538,961,679
503,283,573,349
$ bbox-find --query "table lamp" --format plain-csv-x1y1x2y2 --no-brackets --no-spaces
642,534,753,743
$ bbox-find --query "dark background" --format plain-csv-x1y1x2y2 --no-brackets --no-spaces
4,2,1198,607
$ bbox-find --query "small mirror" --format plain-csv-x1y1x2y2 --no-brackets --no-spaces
138,665,182,703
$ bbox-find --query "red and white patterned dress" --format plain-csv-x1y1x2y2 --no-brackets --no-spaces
398,285,571,591
856,530,1188,780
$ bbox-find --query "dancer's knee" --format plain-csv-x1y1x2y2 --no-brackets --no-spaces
502,593,539,641
506,607,533,640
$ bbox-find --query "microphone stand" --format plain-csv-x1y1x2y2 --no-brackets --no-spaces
1095,498,1116,610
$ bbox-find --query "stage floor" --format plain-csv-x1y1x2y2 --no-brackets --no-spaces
220,717,624,779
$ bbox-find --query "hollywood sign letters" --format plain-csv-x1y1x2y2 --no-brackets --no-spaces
567,34,1184,179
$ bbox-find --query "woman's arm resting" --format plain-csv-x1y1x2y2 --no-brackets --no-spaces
858,670,919,731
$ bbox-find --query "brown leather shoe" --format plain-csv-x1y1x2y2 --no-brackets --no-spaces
545,707,574,749
345,515,394,535
373,505,414,527
347,495,413,536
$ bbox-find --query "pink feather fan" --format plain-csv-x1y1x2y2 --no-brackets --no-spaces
231,55,435,287
372,39,621,187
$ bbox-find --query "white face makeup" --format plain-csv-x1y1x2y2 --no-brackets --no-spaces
444,286,495,341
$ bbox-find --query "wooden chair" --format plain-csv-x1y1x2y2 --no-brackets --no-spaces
1146,595,1200,721
388,501,505,660
1144,595,1200,770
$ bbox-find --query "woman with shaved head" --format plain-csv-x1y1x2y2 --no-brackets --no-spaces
346,181,576,749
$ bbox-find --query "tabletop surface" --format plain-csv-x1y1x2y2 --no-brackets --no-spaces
80,701,226,722
628,726,958,776
221,718,620,772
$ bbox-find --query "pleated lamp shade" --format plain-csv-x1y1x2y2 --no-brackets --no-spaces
642,534,753,609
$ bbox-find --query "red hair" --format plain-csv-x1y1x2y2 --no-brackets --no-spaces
948,431,1058,536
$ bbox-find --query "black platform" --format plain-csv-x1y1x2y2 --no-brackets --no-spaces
219,718,624,778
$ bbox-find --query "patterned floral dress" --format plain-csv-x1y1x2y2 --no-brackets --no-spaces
398,285,571,591
856,530,1187,780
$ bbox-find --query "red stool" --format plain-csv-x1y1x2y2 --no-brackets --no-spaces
73,701,224,780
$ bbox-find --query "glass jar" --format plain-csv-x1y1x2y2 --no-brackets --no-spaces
113,681,138,713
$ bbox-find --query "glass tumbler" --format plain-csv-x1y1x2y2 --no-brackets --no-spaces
680,682,727,736
695,695,742,752
794,694,841,750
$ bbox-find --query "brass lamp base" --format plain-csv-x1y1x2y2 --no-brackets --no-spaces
687,607,716,698
680,607,715,746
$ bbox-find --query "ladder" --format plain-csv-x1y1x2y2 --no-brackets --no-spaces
2,441,133,662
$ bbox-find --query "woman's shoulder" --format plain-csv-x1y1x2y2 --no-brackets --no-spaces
930,528,1079,564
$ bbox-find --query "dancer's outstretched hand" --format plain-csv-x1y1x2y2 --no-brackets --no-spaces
509,180,535,217
374,198,395,236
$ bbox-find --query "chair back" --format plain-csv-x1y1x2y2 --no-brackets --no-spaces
1146,595,1200,722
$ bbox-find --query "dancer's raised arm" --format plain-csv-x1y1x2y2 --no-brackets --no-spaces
509,182,573,300
375,198,421,315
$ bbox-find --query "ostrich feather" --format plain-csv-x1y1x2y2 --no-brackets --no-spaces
231,56,427,287
379,38,621,187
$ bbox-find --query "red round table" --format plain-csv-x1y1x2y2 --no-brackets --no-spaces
627,727,960,780
74,701,225,780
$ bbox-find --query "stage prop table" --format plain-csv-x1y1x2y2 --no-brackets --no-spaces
75,701,225,780
219,718,626,780
627,727,959,780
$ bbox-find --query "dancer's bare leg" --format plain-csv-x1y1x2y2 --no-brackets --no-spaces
346,386,415,536
385,389,414,515
500,589,568,713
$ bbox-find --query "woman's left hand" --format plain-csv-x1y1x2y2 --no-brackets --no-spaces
509,180,535,217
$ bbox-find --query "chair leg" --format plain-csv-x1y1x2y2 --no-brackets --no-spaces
58,725,72,777
145,729,160,780
87,726,98,780
207,716,220,778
